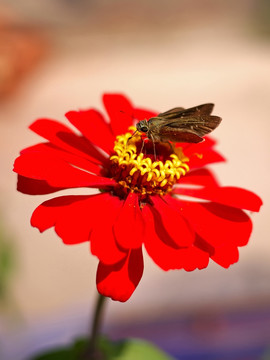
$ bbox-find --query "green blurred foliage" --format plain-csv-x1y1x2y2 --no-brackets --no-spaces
251,0,270,39
262,348,270,360
0,222,15,306
30,336,175,360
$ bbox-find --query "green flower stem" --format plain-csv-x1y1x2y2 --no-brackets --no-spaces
82,292,107,359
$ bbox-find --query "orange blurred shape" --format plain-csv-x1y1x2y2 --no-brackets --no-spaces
0,8,47,100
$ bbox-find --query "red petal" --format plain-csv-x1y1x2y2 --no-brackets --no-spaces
21,142,101,175
31,194,105,244
90,195,127,265
150,195,195,247
30,119,107,164
14,152,115,189
31,194,126,263
133,108,158,121
65,109,115,154
113,193,144,249
173,186,262,212
17,175,63,195
96,248,144,302
177,168,219,187
181,136,216,153
194,232,239,268
210,243,239,268
187,149,225,169
180,137,225,169
179,201,253,248
143,205,209,271
31,193,127,264
103,94,134,136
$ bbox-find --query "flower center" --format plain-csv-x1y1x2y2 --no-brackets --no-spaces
110,126,189,196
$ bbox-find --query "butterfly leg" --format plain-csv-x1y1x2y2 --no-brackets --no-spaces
167,141,175,154
148,133,157,160
140,137,146,154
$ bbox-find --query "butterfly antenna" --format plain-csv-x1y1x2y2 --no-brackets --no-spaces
119,110,139,145
119,110,136,121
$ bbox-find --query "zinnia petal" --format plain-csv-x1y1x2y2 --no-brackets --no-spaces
30,119,107,163
151,195,195,247
181,136,216,153
143,204,209,271
103,94,134,136
31,194,109,244
14,152,115,189
179,201,253,248
181,137,225,169
96,248,144,302
65,109,115,154
178,168,219,187
133,108,157,120
194,233,239,268
113,192,144,249
189,149,225,169
17,175,63,195
20,142,102,175
90,195,127,265
210,243,239,268
173,186,262,212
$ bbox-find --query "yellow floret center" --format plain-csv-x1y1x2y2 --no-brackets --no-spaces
110,127,190,196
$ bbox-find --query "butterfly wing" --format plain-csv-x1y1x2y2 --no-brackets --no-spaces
154,126,204,143
157,103,214,120
157,107,185,118
152,114,221,143
146,103,221,143
165,115,221,134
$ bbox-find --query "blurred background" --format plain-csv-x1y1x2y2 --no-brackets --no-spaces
0,0,269,359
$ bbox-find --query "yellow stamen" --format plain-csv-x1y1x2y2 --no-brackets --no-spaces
110,126,190,196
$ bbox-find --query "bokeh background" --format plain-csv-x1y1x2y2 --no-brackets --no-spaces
0,1,269,359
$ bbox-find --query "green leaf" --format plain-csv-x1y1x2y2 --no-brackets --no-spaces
30,336,175,360
0,223,15,303
262,348,270,360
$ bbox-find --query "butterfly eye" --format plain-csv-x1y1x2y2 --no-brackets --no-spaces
140,126,148,133
136,122,148,133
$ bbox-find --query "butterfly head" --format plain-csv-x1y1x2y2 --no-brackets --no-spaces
136,120,149,134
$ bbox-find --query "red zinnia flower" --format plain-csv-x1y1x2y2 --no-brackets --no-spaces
13,94,262,302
